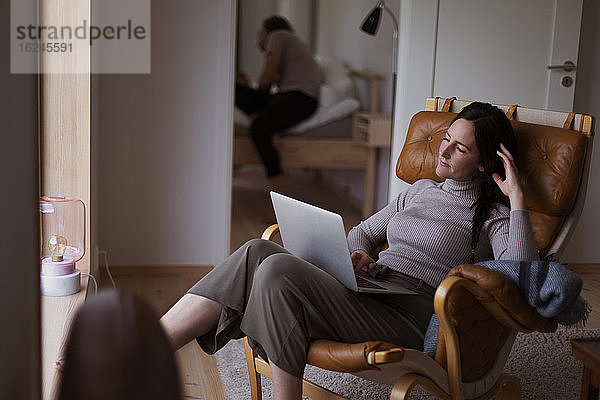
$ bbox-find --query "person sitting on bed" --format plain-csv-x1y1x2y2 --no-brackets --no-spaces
160,102,539,399
235,15,323,189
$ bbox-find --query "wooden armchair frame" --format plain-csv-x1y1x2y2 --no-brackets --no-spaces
244,227,525,400
243,98,595,400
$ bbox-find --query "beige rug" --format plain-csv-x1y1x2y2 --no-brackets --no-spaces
215,329,600,399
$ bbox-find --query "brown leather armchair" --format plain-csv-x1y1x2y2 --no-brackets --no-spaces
243,97,595,400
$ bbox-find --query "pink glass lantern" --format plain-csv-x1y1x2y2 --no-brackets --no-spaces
40,196,85,296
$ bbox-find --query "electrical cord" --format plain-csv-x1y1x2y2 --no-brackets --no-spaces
81,272,98,295
98,250,116,289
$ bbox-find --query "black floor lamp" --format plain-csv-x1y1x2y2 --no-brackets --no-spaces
360,1,399,201
360,1,399,115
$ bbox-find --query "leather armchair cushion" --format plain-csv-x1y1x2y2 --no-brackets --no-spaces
515,121,587,252
307,340,402,373
434,264,557,382
434,284,511,382
396,111,451,184
515,120,586,215
449,264,557,332
396,111,587,254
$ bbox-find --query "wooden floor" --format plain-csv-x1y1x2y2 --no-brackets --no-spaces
100,167,600,399
100,266,220,399
230,165,362,252
569,264,600,329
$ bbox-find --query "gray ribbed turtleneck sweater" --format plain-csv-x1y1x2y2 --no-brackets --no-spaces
347,179,539,288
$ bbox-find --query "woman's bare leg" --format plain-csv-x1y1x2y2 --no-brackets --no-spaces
160,294,222,351
271,362,302,400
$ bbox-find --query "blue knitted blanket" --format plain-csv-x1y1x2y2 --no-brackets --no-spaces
422,260,590,357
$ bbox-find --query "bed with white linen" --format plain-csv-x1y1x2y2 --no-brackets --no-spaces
233,55,388,217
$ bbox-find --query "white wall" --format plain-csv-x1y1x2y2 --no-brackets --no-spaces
563,0,600,262
389,0,440,199
316,0,399,114
97,0,234,266
315,0,400,209
237,0,315,83
238,0,278,80
0,0,40,396
277,0,315,49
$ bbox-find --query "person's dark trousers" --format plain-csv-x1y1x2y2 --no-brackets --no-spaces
235,84,318,177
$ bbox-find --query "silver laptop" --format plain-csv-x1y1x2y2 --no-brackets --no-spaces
270,191,416,294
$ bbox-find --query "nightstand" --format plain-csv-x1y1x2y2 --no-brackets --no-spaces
352,112,392,147
572,338,600,399
351,112,392,217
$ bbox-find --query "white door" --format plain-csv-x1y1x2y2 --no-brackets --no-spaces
391,0,584,198
433,0,583,111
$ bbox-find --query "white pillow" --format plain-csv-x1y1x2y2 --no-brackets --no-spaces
319,84,339,108
315,54,353,102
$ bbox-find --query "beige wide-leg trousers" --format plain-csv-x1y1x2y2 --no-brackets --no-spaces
188,239,434,377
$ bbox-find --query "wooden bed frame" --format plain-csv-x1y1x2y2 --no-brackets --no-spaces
233,69,390,218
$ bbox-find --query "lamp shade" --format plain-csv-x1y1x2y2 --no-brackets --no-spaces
40,196,85,296
40,196,85,264
360,6,381,35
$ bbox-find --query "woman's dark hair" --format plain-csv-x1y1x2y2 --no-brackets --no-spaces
452,102,517,261
263,15,294,33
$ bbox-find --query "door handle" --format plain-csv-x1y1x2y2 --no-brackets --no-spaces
546,61,576,72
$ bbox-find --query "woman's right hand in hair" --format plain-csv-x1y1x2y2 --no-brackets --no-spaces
493,143,526,210
351,250,377,274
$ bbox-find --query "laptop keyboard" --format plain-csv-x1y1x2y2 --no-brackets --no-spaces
355,275,386,290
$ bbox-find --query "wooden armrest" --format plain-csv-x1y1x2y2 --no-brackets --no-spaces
433,273,555,399
261,224,279,240
307,339,403,372
434,276,474,399
368,348,405,365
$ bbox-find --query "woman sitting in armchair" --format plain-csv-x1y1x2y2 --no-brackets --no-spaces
160,102,538,399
